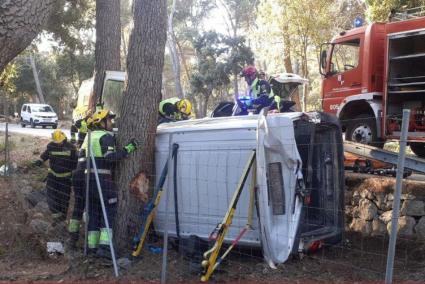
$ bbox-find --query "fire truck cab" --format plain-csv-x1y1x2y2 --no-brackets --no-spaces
320,15,425,157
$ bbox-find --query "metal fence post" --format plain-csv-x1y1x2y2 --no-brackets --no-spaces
89,143,119,277
84,130,91,256
385,109,410,284
161,134,174,284
3,122,9,177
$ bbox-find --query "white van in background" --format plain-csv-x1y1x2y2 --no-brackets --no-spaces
20,103,58,129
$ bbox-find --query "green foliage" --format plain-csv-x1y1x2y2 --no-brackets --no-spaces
366,0,425,22
0,64,18,93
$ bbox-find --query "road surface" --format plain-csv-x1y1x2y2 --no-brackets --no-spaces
0,122,71,138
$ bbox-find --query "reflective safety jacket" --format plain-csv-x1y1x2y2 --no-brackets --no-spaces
71,118,89,146
41,141,77,178
159,97,180,117
81,130,128,174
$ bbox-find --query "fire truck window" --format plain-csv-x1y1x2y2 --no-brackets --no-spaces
102,79,124,117
330,39,360,74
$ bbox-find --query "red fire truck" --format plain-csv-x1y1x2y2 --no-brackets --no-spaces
320,10,425,157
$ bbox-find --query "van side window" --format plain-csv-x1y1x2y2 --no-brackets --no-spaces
23,105,27,112
267,162,285,215
27,106,31,113
330,39,360,74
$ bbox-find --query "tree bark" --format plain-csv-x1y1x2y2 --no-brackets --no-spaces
0,0,56,73
29,54,46,104
167,0,184,98
93,0,121,103
115,0,167,249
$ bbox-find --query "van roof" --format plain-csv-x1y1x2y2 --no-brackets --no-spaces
157,112,302,133
24,103,52,106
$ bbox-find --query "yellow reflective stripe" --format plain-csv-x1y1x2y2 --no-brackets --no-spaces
48,169,72,177
84,169,111,175
99,228,112,245
50,151,71,156
68,219,80,233
88,231,100,248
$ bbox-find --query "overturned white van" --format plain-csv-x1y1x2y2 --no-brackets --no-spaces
153,111,344,268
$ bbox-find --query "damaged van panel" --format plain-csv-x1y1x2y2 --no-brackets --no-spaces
154,112,344,268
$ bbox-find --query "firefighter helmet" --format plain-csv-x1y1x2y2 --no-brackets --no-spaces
177,99,192,116
91,109,116,125
240,65,257,77
52,129,67,143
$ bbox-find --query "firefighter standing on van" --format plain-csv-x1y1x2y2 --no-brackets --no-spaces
81,109,138,257
239,65,279,113
158,97,192,123
35,130,78,223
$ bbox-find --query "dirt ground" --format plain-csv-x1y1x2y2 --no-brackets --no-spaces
0,133,424,282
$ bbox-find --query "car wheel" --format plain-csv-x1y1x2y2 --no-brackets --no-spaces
42,125,46,129
52,124,57,129
30,119,35,128
21,119,26,128
345,114,384,148
410,142,425,158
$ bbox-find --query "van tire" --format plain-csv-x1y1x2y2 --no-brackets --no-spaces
21,119,26,128
410,142,425,158
345,114,384,148
52,124,57,129
30,119,35,128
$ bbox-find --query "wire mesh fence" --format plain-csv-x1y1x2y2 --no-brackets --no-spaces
1,113,425,282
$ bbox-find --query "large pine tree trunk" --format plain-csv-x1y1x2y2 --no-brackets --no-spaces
167,0,184,98
0,0,55,72
93,0,121,103
115,0,167,249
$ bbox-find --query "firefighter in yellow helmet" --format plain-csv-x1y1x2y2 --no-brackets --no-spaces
80,109,138,258
34,129,78,223
158,97,192,124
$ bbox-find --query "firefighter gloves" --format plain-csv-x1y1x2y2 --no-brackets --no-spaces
124,139,138,154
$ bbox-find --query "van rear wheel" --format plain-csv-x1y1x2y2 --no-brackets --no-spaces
30,119,35,128
410,142,425,158
345,114,384,148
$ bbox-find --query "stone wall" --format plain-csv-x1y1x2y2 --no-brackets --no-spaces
345,173,425,239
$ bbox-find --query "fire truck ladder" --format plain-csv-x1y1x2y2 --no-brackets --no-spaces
390,6,425,22
344,141,425,174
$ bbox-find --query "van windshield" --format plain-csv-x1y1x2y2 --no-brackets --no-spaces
102,79,125,117
32,106,53,112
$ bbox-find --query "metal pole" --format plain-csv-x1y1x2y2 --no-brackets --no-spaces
385,109,410,284
84,131,91,256
161,134,174,283
89,144,119,277
4,122,8,176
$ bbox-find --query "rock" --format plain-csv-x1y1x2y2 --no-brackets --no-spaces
358,198,378,221
374,193,386,210
352,191,360,206
400,200,425,216
34,201,50,215
387,193,394,201
386,200,393,210
349,218,372,235
372,218,387,236
387,216,416,237
345,190,353,205
360,189,374,200
414,217,425,238
379,210,393,224
30,219,52,235
401,194,416,200
24,190,46,207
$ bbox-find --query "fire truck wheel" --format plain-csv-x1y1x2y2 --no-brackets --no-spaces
410,142,425,158
345,114,384,148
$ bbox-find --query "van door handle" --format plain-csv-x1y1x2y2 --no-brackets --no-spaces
351,82,361,87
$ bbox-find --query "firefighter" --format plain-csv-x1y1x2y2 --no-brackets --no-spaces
239,65,277,114
67,117,94,250
81,109,137,257
35,129,78,223
158,97,192,123
70,116,90,147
